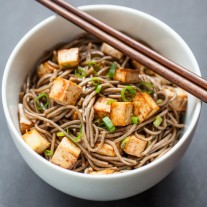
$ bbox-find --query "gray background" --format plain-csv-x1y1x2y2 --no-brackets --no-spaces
0,0,207,206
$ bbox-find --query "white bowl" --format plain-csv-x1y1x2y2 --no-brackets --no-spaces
2,5,201,201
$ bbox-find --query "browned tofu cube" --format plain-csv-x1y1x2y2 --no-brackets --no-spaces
113,68,139,83
37,61,56,77
18,103,34,133
71,109,82,120
49,78,82,105
51,137,81,169
164,86,187,111
95,143,116,157
58,48,80,68
133,92,159,123
132,60,144,70
22,129,50,154
94,97,111,118
101,43,123,59
90,169,114,175
122,135,147,157
110,102,133,126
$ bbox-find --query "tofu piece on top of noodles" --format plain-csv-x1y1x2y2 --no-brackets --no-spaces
163,86,187,112
51,137,81,169
18,103,34,134
89,168,115,175
113,68,140,83
110,102,133,126
133,92,159,123
58,48,80,68
95,142,116,157
101,43,123,60
37,61,57,77
122,135,147,157
22,129,50,154
94,97,112,118
49,78,82,106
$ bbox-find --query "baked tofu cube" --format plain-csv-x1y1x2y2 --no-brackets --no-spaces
51,137,81,169
113,68,139,83
133,92,159,123
122,135,147,157
58,48,80,68
101,43,123,59
37,61,56,77
110,102,133,126
71,109,82,120
94,97,111,118
18,104,34,133
95,143,116,157
49,78,82,105
22,129,50,154
164,86,187,111
90,169,114,175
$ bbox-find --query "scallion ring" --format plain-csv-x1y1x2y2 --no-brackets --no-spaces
121,86,136,102
107,63,117,78
107,99,117,105
44,150,53,157
131,116,139,125
120,137,129,149
102,116,115,132
138,82,154,94
95,84,102,93
75,67,87,78
153,115,163,127
35,93,49,111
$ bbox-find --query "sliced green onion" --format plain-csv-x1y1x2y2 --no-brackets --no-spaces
35,93,49,111
153,115,163,127
121,86,136,102
44,150,53,157
102,116,115,132
75,67,87,78
90,77,100,86
95,84,102,93
107,99,117,105
73,128,82,143
107,63,117,78
131,116,139,125
87,60,100,70
120,137,129,149
56,131,65,137
156,99,163,104
138,82,154,94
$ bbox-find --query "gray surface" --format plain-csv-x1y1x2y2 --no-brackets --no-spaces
0,0,207,206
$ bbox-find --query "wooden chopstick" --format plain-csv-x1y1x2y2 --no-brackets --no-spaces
52,0,207,91
36,0,207,102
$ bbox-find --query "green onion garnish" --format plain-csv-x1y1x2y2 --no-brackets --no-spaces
156,99,163,104
120,137,129,149
75,67,87,78
153,115,163,127
102,116,115,132
35,93,49,111
107,63,117,78
138,82,154,94
44,150,53,157
87,60,100,70
131,116,139,125
73,128,82,143
107,99,117,105
95,84,102,93
121,86,136,102
90,77,100,86
56,131,65,137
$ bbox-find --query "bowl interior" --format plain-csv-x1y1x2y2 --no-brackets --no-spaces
3,5,201,172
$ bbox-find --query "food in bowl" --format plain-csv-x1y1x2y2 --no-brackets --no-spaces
18,33,187,174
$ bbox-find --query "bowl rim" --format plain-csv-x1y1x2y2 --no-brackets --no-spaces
2,4,201,179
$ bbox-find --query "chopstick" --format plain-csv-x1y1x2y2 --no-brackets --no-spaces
52,0,207,91
36,0,207,102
